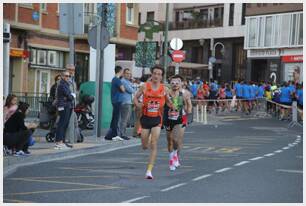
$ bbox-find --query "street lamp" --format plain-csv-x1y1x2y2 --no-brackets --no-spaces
209,41,225,81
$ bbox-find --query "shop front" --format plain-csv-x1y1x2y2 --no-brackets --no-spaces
281,54,303,83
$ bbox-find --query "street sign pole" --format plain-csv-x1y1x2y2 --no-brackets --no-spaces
68,5,75,65
163,3,169,83
3,23,10,97
175,63,179,75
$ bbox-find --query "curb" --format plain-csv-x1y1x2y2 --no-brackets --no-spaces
4,139,141,178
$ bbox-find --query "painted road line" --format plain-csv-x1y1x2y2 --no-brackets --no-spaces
264,153,275,157
249,156,264,161
276,169,303,174
282,147,290,150
187,147,202,152
161,183,187,192
122,196,150,203
215,167,232,173
234,161,250,166
192,174,212,181
274,150,283,153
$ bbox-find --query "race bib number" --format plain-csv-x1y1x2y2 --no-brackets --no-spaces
168,109,179,120
147,101,160,113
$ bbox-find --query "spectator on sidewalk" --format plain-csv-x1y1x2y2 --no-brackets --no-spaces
4,102,37,156
4,94,18,124
132,78,144,137
49,74,61,102
65,64,78,146
54,71,75,150
118,68,135,140
104,66,125,141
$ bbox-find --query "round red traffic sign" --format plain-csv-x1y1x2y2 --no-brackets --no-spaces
171,50,185,63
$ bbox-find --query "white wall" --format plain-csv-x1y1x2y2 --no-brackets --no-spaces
89,44,116,82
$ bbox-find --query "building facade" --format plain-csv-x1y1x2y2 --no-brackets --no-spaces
4,3,139,95
138,3,247,82
244,3,303,83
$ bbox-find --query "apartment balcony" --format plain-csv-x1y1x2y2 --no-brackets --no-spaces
169,18,223,30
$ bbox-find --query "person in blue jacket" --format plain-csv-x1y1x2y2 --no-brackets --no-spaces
241,81,251,114
295,83,303,121
279,82,293,120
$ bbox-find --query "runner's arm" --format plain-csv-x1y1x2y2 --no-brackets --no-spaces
133,85,144,108
184,92,192,114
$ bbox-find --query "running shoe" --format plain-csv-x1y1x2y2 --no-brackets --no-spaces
169,159,176,171
14,150,25,156
121,136,131,140
145,171,153,179
173,154,181,167
112,136,124,141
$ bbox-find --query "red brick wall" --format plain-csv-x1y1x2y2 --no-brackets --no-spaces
4,3,16,21
18,4,40,25
120,4,138,40
42,3,59,30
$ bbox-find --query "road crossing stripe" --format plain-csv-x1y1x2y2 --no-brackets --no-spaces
192,174,212,181
122,196,150,203
276,169,303,174
264,153,275,157
274,150,283,153
234,161,250,166
215,168,232,173
282,147,290,150
161,183,187,192
187,147,202,152
249,156,264,161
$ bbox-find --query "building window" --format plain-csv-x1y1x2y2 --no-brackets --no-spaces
274,15,281,46
138,12,141,25
19,3,33,8
126,3,134,24
298,13,303,45
280,14,290,46
40,3,47,11
264,16,273,46
30,49,36,64
229,4,234,26
48,51,58,66
290,13,298,45
37,50,47,65
146,11,154,22
248,18,258,47
241,3,246,25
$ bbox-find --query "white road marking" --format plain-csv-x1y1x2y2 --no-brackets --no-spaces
192,174,212,181
264,153,275,157
187,147,202,152
122,196,150,203
161,183,187,192
215,167,232,173
234,161,250,166
282,147,290,150
274,150,283,153
276,169,303,174
249,156,264,161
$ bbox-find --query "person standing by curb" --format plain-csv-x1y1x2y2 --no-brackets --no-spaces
104,66,126,141
118,68,135,140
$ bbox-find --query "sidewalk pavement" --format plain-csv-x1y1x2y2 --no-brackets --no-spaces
3,128,142,178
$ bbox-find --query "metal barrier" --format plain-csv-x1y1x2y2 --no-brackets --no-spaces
13,93,49,118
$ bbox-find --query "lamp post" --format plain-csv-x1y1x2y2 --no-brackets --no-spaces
209,41,225,81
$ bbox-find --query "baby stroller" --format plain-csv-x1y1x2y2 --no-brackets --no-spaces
39,100,58,142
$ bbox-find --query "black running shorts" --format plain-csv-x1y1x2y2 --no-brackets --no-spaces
140,115,161,129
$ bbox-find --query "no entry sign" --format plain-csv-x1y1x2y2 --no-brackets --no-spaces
171,50,185,63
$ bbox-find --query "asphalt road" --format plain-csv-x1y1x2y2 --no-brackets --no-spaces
4,117,303,203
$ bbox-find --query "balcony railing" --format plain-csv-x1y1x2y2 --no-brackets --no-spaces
169,18,223,30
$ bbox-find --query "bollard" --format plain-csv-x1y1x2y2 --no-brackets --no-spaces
204,105,207,124
201,105,204,123
196,104,199,122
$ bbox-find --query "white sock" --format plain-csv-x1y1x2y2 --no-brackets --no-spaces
169,151,174,160
174,150,178,157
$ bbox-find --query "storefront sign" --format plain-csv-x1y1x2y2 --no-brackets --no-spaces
247,49,279,58
10,49,29,58
281,55,303,63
